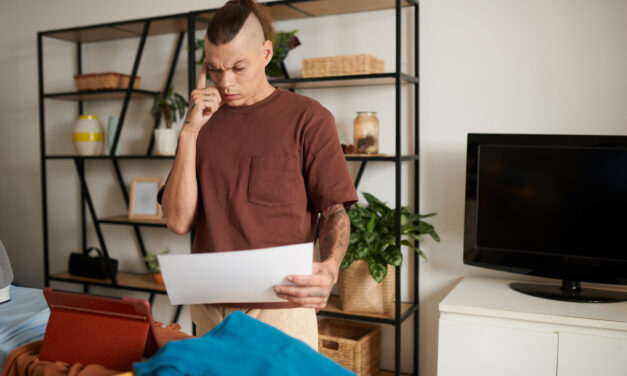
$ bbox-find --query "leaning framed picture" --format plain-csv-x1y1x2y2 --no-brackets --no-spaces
128,177,163,221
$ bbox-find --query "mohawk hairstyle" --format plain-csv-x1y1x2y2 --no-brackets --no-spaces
207,0,274,45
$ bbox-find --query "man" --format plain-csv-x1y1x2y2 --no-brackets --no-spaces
160,0,357,350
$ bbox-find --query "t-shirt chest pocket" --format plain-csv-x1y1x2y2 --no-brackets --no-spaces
248,155,298,207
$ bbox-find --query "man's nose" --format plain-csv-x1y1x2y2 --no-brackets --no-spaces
219,70,235,88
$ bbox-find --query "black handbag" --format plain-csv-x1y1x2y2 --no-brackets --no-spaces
68,247,118,280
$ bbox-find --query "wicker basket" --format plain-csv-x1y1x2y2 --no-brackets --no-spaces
337,260,395,315
117,74,140,89
302,54,384,78
73,72,140,91
318,319,381,376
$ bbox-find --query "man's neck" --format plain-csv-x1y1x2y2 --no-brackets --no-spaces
245,79,276,105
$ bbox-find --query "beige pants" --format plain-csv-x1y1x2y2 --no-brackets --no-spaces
190,304,319,351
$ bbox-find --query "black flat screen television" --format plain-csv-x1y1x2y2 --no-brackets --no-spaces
464,133,627,302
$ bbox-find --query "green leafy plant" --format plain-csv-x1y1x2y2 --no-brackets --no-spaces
266,30,300,77
343,192,440,283
193,38,206,65
151,88,188,129
192,30,301,78
143,248,170,274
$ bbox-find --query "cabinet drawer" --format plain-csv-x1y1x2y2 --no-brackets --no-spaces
557,331,627,376
437,318,558,376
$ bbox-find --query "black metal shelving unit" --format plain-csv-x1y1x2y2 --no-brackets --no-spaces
38,1,419,375
38,11,195,323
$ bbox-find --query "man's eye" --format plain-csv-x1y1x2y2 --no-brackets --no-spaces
233,67,245,72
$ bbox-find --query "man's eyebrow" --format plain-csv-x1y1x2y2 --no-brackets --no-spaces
204,60,248,70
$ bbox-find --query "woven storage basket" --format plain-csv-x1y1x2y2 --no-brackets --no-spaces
117,74,140,89
302,54,384,78
73,72,140,91
337,260,395,315
318,319,381,376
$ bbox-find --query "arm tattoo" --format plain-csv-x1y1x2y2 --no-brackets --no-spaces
318,204,350,271
184,104,196,124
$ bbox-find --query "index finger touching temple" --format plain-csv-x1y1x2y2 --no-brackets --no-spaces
197,62,207,89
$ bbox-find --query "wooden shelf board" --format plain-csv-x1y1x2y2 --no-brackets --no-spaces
321,295,414,320
345,154,421,162
113,18,189,37
44,89,157,101
268,4,311,20
345,154,394,162
50,271,166,292
290,0,415,18
271,74,403,89
270,73,418,89
43,16,206,43
44,154,416,162
45,155,175,160
100,215,167,226
41,0,417,43
195,0,414,24
345,153,388,157
46,27,136,43
195,4,307,24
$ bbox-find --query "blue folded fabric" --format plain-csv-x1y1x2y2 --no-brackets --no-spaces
0,285,50,368
134,311,354,376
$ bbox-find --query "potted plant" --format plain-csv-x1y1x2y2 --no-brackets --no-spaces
193,30,300,78
338,192,440,315
266,30,300,78
151,88,187,155
143,248,170,286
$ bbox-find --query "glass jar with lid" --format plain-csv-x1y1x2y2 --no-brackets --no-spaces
353,111,379,154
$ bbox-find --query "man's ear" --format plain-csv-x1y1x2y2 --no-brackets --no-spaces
262,39,273,66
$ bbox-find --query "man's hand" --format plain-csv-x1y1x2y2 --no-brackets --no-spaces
273,260,338,310
183,63,222,135
274,203,350,310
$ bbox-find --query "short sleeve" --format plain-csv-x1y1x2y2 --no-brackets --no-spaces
157,172,171,205
157,185,165,205
303,108,358,214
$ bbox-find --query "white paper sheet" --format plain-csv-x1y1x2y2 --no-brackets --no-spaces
158,242,313,305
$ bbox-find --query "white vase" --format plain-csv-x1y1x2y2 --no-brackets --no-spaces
72,115,104,156
154,128,178,156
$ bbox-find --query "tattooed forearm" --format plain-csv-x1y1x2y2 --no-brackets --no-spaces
318,203,350,275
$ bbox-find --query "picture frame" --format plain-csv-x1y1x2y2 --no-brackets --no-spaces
128,177,163,221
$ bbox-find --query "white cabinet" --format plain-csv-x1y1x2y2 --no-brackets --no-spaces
438,318,558,376
437,277,627,376
557,331,627,376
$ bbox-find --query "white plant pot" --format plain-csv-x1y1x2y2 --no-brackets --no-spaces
154,128,178,156
72,115,104,156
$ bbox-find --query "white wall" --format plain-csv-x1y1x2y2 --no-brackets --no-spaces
420,1,627,375
0,1,626,375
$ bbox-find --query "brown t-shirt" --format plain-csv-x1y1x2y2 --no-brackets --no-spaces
160,88,357,308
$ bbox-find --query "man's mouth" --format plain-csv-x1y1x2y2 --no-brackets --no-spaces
222,93,240,101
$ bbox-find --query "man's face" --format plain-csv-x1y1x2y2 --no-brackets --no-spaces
204,27,272,107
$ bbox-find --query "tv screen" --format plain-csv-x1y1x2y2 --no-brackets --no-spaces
464,134,627,302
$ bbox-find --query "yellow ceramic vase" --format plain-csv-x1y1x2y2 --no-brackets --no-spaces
73,115,104,156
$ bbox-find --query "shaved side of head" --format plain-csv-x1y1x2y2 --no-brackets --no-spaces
239,13,265,48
